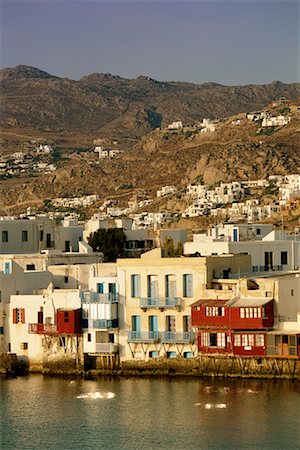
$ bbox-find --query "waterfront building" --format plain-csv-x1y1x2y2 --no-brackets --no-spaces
9,287,82,371
117,249,251,361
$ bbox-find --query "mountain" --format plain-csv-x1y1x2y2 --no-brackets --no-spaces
1,65,299,142
0,65,299,216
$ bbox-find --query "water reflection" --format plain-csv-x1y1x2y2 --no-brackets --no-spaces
1,376,299,450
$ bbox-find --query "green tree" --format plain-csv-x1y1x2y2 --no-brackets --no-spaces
88,228,126,262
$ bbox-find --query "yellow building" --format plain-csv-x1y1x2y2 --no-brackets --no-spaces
117,249,250,360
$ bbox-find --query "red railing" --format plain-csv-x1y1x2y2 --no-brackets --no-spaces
28,323,58,334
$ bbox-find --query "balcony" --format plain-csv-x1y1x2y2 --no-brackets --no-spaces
82,318,119,329
95,343,119,353
160,331,195,344
81,292,119,303
128,331,160,343
127,331,195,344
252,265,283,273
28,323,58,335
139,297,182,310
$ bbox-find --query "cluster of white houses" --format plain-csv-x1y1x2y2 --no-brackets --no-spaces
183,174,300,219
0,216,300,372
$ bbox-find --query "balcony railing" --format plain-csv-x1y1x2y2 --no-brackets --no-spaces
160,331,195,344
252,265,283,273
127,331,195,343
128,331,160,342
139,297,182,309
28,323,58,334
81,292,119,303
87,319,119,329
95,343,119,353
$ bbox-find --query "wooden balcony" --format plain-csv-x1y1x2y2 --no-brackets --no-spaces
28,323,58,335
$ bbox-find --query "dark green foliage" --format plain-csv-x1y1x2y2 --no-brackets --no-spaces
184,130,193,139
163,238,184,257
88,228,126,261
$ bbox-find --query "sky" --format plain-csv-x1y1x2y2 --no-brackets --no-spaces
0,0,299,85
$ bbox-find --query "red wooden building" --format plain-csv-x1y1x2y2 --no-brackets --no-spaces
29,308,82,335
191,298,274,357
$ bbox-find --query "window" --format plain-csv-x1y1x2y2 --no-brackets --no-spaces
183,316,191,332
131,274,141,298
256,228,261,236
217,333,226,347
208,332,226,347
149,351,159,358
147,275,159,299
39,230,44,242
291,289,294,297
4,261,11,275
165,274,176,299
12,308,25,324
20,342,28,350
205,306,225,317
183,274,193,297
255,334,264,347
201,332,210,347
64,276,69,284
166,315,176,332
183,352,193,359
240,308,245,318
281,251,288,265
166,351,177,358
2,231,8,243
21,230,28,242
234,334,241,346
131,315,141,332
26,264,35,271
0,327,4,334
64,312,69,323
87,333,92,342
97,283,104,294
242,334,254,347
149,315,158,333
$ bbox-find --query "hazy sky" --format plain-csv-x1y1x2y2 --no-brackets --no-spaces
1,0,299,85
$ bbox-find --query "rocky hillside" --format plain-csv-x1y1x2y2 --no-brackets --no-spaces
1,65,300,143
0,99,299,216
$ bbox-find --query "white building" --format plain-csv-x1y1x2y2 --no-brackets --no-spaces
168,121,183,130
157,186,177,197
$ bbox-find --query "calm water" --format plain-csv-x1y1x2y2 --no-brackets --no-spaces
0,375,299,450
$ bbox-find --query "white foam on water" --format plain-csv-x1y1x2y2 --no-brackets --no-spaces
216,403,227,409
76,391,115,400
194,403,201,406
205,403,212,409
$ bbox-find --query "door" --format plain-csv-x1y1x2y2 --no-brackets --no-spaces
132,316,141,339
148,275,159,304
46,233,51,248
149,315,158,339
108,283,117,301
165,275,176,302
65,240,70,252
233,228,238,242
97,282,104,294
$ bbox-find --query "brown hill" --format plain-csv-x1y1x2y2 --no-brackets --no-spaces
0,65,300,215
1,65,299,143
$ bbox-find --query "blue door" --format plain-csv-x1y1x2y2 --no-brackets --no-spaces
233,228,238,242
131,316,141,339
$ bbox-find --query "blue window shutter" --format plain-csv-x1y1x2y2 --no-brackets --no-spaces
97,283,104,294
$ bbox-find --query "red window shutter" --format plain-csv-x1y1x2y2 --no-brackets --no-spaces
12,308,17,324
21,308,25,324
